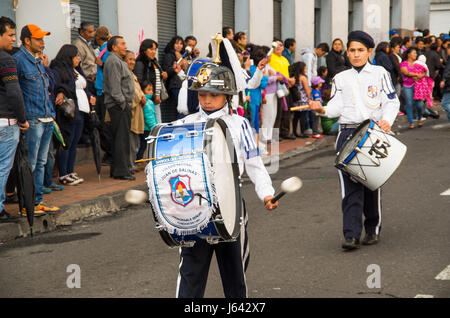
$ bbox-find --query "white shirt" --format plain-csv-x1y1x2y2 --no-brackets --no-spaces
173,107,275,201
324,63,400,126
75,70,90,113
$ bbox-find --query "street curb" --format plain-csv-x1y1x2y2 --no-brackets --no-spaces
0,137,334,244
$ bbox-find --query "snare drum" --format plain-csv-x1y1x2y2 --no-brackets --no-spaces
146,118,242,247
335,120,407,191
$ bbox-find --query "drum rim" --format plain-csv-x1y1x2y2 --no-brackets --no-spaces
148,124,182,248
335,119,373,166
204,117,242,241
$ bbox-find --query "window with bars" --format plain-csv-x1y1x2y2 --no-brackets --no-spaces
70,0,99,43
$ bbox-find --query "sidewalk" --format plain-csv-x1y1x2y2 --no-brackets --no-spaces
0,134,333,243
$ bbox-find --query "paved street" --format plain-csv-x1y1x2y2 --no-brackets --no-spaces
0,118,449,298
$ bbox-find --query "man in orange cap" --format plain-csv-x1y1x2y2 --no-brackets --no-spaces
14,24,60,215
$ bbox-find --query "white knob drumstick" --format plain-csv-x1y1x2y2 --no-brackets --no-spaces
125,190,148,205
266,41,278,59
177,46,192,64
271,177,303,203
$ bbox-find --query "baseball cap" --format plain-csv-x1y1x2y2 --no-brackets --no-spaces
311,76,325,86
20,24,51,42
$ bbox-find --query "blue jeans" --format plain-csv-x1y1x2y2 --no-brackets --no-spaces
402,86,424,125
44,139,55,187
0,124,20,211
442,92,450,122
56,119,84,177
25,120,54,204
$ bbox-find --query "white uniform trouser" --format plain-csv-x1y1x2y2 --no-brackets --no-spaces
154,104,162,123
260,93,277,142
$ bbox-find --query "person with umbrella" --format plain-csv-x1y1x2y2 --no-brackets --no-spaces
50,44,96,186
0,17,29,222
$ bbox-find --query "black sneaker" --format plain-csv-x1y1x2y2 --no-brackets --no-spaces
0,209,20,223
362,233,379,245
342,238,360,250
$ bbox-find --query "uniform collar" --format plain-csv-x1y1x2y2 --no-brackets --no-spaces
199,106,228,120
352,62,375,74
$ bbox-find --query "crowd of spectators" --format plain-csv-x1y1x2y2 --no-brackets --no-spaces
0,13,449,222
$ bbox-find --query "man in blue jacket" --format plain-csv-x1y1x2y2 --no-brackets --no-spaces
14,24,59,214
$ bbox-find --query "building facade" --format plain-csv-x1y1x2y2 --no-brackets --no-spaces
0,0,447,61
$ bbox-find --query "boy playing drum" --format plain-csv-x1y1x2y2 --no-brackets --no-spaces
173,62,278,297
310,31,400,250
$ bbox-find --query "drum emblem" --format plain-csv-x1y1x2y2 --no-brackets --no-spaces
367,86,378,98
196,68,212,85
169,175,194,207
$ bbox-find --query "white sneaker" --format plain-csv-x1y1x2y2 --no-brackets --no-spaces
70,173,84,183
59,175,82,186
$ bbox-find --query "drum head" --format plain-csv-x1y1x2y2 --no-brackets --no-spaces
204,118,241,239
336,120,371,164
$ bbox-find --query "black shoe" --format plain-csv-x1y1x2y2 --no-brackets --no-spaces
342,238,360,250
0,209,20,223
282,135,296,140
113,175,136,181
362,233,379,245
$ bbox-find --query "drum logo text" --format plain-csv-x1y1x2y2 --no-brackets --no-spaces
369,139,389,159
367,86,378,98
170,175,194,207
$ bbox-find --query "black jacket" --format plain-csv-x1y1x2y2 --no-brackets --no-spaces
134,57,164,94
161,52,182,91
425,50,444,79
443,57,450,94
0,50,26,123
326,49,349,81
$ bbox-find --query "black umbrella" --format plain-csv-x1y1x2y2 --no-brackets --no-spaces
86,109,102,182
15,132,36,236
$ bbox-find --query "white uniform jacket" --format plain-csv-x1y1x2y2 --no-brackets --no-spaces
323,63,400,126
174,107,275,201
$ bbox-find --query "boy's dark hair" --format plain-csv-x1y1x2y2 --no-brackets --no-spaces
0,16,15,36
415,37,425,44
184,35,197,43
140,80,153,92
78,21,94,35
317,42,330,53
422,29,430,37
284,38,296,49
107,36,123,52
318,66,328,77
222,27,233,37
402,36,410,46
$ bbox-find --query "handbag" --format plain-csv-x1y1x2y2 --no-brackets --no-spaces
289,84,301,103
160,81,169,102
60,96,76,119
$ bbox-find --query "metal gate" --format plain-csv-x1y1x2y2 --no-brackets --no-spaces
222,0,235,30
157,0,177,61
70,0,99,42
274,0,282,40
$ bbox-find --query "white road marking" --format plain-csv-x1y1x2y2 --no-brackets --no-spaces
414,294,434,298
440,189,450,196
435,265,450,280
432,123,450,130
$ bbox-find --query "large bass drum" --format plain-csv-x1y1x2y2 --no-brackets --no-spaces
145,118,242,247
335,120,407,191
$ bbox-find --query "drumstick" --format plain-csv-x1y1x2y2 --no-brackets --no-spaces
266,42,278,59
271,177,303,203
177,46,192,64
135,150,205,163
290,105,310,111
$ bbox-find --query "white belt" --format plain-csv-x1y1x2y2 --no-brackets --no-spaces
0,118,18,127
